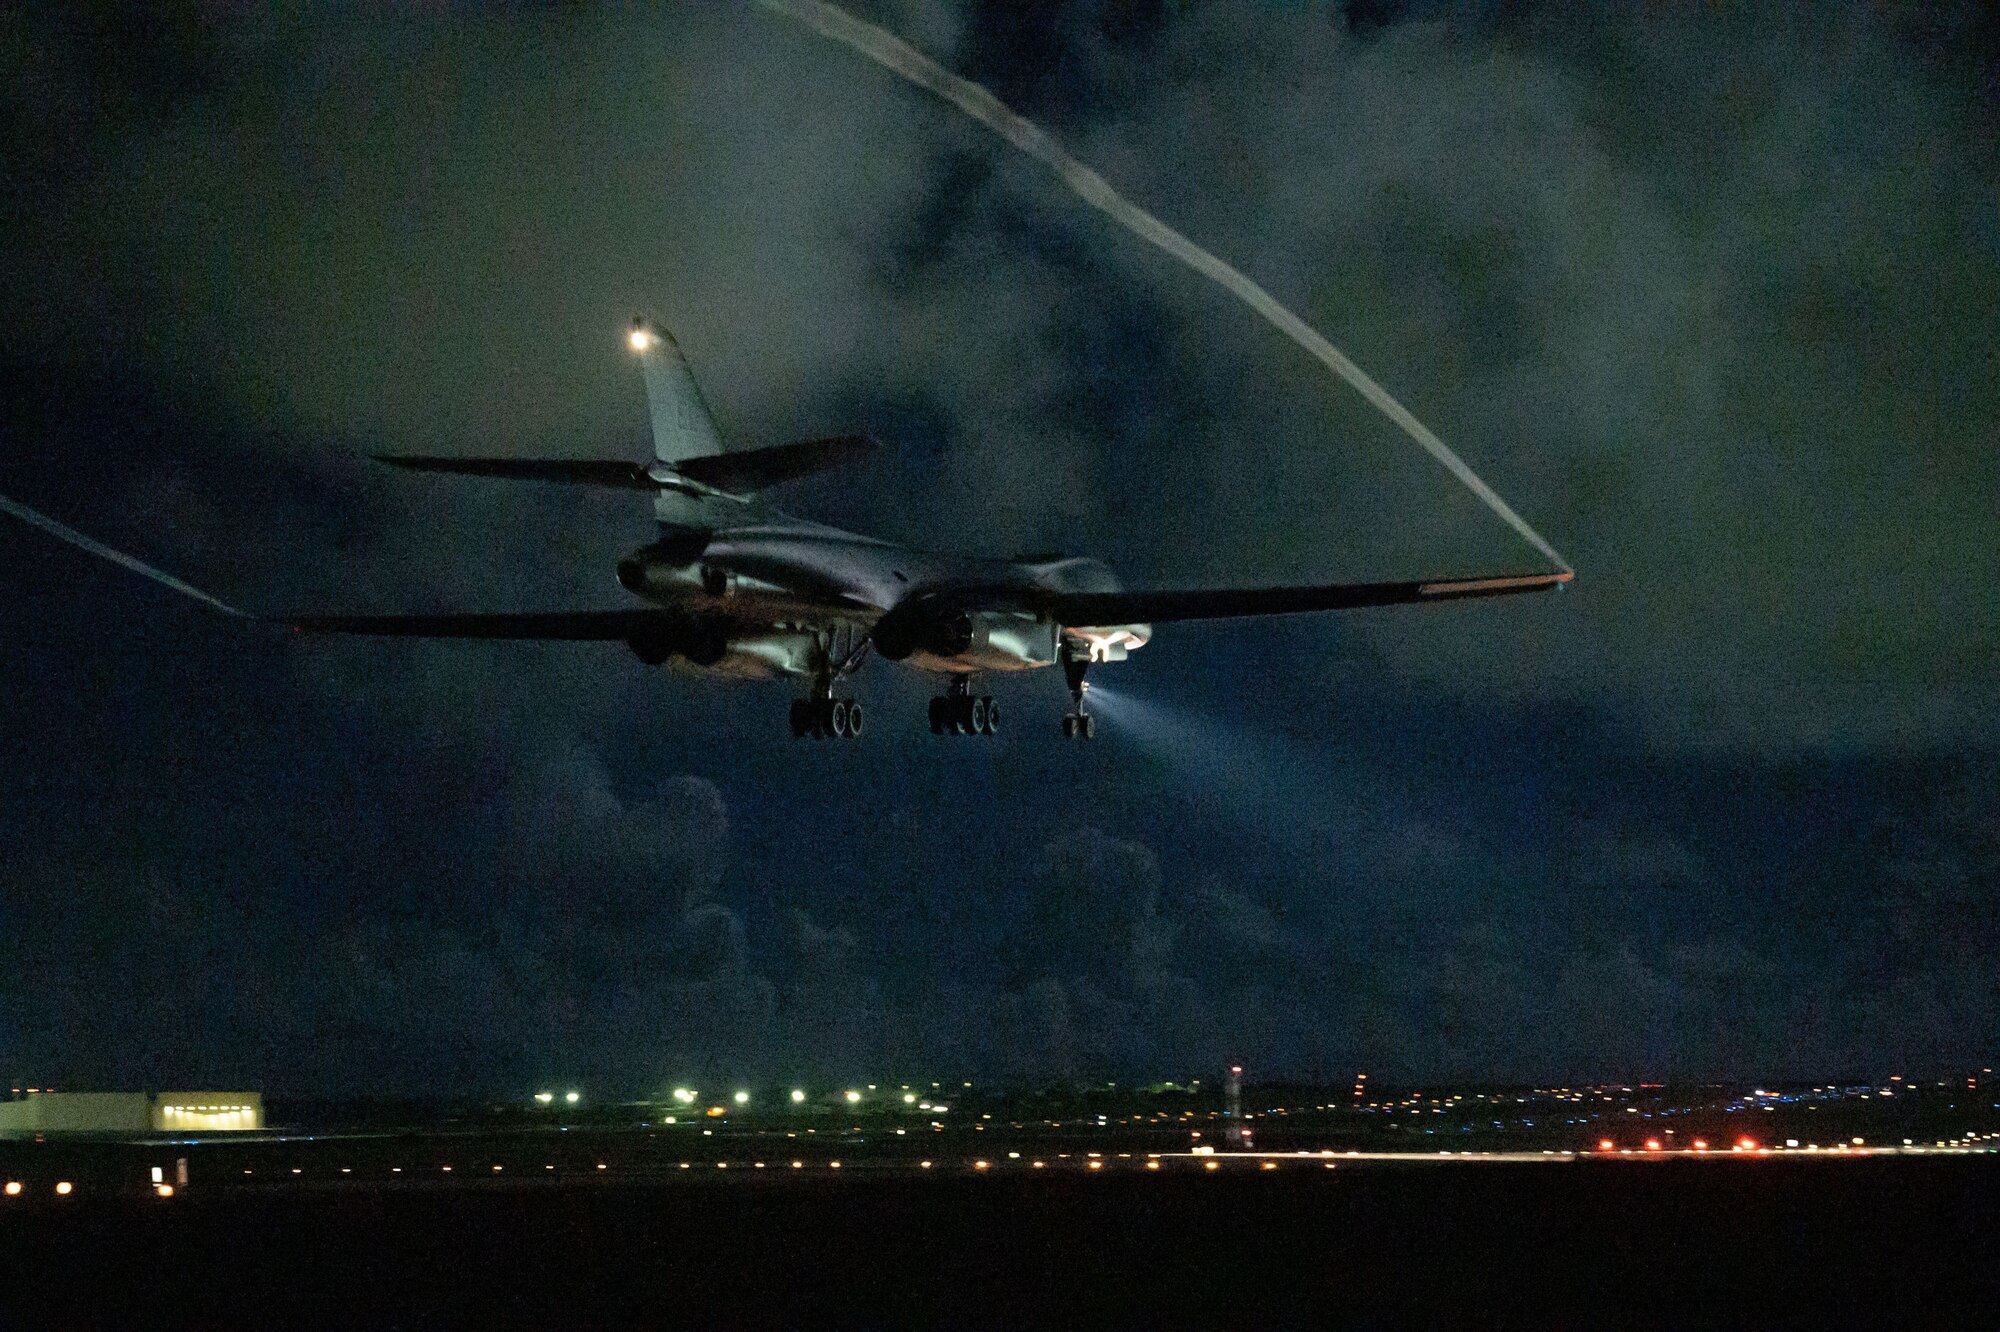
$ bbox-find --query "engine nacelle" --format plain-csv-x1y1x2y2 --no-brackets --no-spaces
875,606,973,661
627,615,728,667
875,602,1056,672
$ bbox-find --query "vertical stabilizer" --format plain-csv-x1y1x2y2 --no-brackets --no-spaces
630,317,724,465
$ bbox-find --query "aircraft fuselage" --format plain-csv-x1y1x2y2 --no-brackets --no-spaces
613,518,1150,681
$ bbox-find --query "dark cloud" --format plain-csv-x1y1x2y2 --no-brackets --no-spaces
1,2,1994,1093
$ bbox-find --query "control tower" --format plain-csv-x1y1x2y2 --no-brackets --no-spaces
1224,1064,1250,1148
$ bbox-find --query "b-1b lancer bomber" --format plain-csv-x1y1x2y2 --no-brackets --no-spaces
3,319,1571,740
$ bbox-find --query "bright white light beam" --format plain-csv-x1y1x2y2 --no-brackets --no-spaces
754,0,1571,573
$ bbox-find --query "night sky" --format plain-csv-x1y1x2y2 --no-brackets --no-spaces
2,2,1995,1097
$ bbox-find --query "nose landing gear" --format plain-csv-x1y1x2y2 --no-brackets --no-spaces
1059,643,1095,740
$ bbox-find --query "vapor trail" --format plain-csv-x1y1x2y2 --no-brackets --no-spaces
0,492,247,617
754,0,1571,572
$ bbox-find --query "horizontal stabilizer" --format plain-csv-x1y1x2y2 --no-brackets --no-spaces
372,456,654,488
672,434,874,492
372,435,871,495
1041,570,1573,626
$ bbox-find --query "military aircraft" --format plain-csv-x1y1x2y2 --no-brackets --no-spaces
3,318,1570,740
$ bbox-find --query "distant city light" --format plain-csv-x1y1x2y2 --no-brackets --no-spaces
672,1088,696,1104
534,1092,554,1104
2,1182,19,1197
790,1089,806,1103
903,1093,917,1104
845,1090,862,1104
734,1091,750,1106
565,1091,580,1105
55,1182,73,1196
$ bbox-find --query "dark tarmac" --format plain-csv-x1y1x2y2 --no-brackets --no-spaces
2,1126,1995,1328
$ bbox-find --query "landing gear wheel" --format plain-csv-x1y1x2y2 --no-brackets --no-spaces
968,696,988,736
1062,714,1077,739
983,698,1000,736
1080,713,1095,740
845,700,864,739
829,698,851,738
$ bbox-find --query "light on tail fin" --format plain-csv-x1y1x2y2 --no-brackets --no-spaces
630,316,724,466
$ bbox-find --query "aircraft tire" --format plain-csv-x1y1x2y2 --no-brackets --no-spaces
829,699,851,738
1080,713,1096,740
983,698,1000,736
846,700,864,739
968,696,988,736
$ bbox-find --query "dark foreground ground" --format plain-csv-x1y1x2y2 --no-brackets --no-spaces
3,1153,1995,1329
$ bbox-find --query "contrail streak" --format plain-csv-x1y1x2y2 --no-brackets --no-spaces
754,0,1571,572
0,493,247,617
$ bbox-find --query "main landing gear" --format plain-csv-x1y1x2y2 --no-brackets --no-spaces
930,678,999,737
1059,643,1095,740
791,684,863,741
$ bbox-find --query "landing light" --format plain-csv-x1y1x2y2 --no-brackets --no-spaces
629,327,653,353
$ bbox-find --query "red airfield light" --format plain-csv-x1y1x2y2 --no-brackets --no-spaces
1644,1138,1663,1152
1736,1136,1758,1151
1597,1139,1615,1152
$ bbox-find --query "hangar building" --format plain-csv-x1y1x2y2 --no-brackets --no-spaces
0,1090,263,1135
